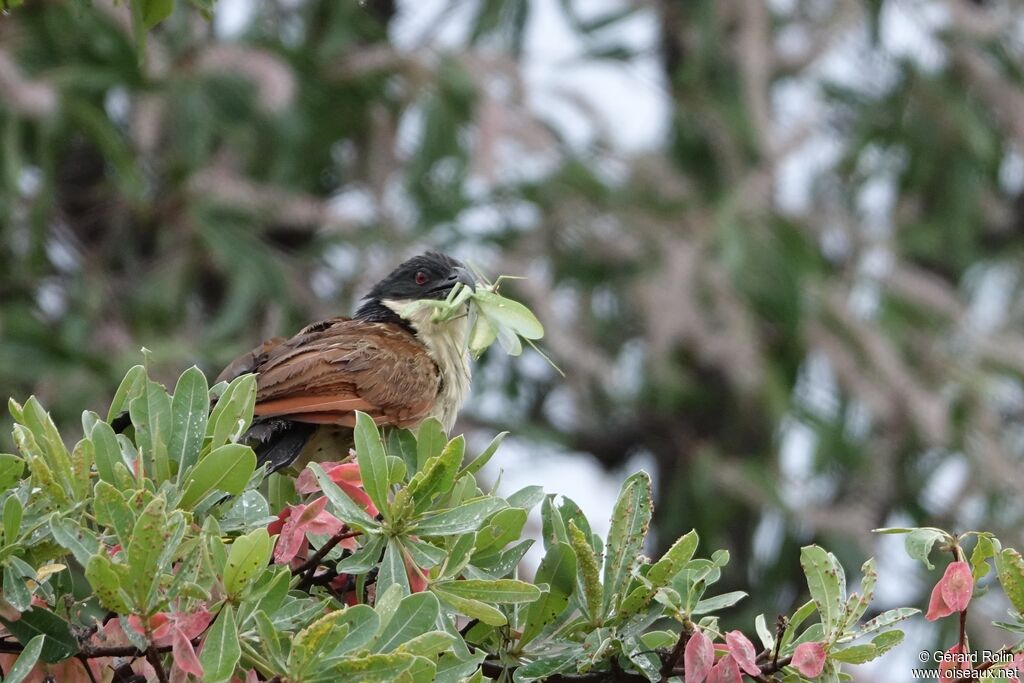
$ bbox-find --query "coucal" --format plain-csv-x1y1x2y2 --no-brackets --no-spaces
213,251,477,473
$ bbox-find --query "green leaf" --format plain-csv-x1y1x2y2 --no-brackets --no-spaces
521,541,576,646
511,650,578,682
388,428,419,477
3,634,45,683
200,605,241,683
207,374,256,448
380,538,412,598
49,516,100,567
459,431,508,477
310,463,379,532
224,528,272,598
126,496,168,610
326,652,417,681
169,366,210,477
846,607,919,640
3,565,31,611
840,559,877,635
89,421,121,484
780,600,817,652
94,481,135,545
3,495,23,544
86,554,132,614
996,548,1024,614
755,614,774,650
403,537,447,569
0,453,24,490
970,535,995,582
473,508,527,556
416,418,447,472
129,378,172,482
395,631,457,658
602,471,652,615
431,579,540,604
354,411,391,516
290,611,355,675
829,643,878,664
0,608,78,662
375,591,441,653
139,0,174,29
800,545,845,637
253,610,288,669
648,529,699,587
871,629,905,656
325,604,380,656
432,586,507,626
693,591,747,614
904,528,948,570
569,520,603,624
107,368,147,421
337,534,387,573
413,497,507,536
179,443,256,509
407,435,465,515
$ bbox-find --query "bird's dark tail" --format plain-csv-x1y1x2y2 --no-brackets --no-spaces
110,411,315,475
243,419,317,474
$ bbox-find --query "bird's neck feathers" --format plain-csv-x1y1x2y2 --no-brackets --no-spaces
379,298,472,432
354,299,416,334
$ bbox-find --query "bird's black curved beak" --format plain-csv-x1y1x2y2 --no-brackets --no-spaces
450,266,476,291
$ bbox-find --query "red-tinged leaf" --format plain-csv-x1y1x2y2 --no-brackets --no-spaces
940,561,973,613
296,462,362,493
707,654,742,683
725,630,760,676
403,546,428,594
938,643,971,677
792,642,827,678
685,630,715,683
173,607,213,641
274,516,307,564
173,626,203,677
926,579,953,621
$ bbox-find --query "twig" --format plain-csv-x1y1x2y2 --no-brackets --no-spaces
659,625,690,681
293,528,360,591
146,646,169,683
77,656,99,683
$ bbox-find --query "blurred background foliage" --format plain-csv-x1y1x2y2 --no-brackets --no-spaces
3,0,1024,671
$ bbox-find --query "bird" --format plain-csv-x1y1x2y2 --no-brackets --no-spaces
214,250,477,473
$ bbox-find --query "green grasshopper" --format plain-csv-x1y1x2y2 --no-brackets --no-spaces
400,272,562,373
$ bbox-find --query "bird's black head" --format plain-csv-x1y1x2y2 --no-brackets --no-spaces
356,251,476,323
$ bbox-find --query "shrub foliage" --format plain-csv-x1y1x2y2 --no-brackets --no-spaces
1,366,1023,681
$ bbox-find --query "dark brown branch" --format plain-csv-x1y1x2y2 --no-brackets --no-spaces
659,626,690,681
146,647,169,683
293,528,361,591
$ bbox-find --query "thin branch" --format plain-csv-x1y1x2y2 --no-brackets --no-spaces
294,528,361,591
146,647,169,683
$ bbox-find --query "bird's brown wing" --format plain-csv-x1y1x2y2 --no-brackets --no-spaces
220,318,441,428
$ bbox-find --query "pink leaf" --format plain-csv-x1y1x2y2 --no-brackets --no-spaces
707,653,742,683
684,630,715,683
173,606,214,641
938,643,972,677
792,642,827,678
172,626,204,677
402,546,428,594
725,630,761,676
939,561,973,613
926,577,954,621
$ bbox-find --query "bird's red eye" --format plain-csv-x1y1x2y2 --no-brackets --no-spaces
415,271,428,285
